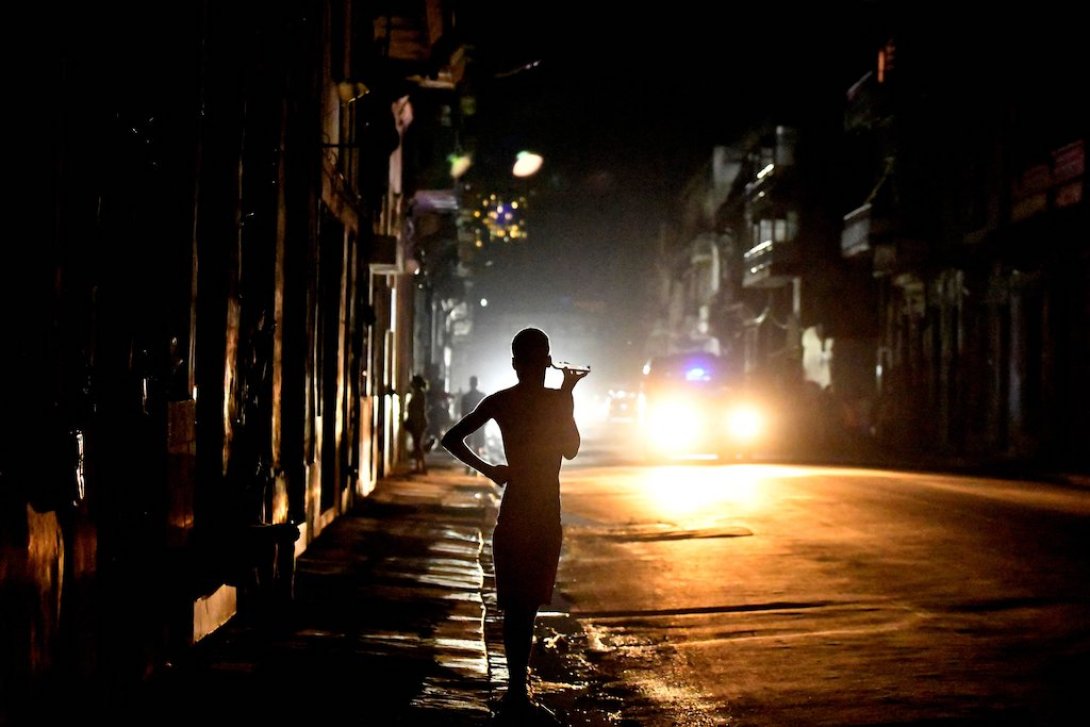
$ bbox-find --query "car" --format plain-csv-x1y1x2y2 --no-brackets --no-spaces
637,352,767,461
605,387,639,422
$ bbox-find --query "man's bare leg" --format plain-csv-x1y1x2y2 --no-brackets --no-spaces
502,603,538,705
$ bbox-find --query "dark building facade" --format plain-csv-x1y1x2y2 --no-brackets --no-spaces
652,12,1087,467
2,0,469,712
840,17,1088,466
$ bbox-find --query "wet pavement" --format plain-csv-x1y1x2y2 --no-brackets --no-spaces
128,453,1086,727
125,457,515,725
22,440,1084,726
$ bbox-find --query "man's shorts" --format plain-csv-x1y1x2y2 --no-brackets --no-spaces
491,514,562,609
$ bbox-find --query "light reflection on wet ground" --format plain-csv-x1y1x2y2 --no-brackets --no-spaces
552,618,727,727
522,611,631,726
412,604,492,715
416,570,484,590
575,524,753,541
637,465,770,523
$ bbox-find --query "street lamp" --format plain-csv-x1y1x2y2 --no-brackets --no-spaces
512,150,543,178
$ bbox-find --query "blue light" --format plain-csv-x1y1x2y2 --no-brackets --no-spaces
685,367,709,381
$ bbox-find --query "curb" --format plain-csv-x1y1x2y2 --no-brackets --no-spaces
381,460,506,720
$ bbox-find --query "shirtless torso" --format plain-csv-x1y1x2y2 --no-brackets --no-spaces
476,385,578,607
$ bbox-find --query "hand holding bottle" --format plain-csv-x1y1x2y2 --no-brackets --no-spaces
553,361,590,392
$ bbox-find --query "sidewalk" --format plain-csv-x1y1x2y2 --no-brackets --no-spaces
128,454,508,725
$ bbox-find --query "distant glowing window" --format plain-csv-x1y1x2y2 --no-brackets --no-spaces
877,40,896,83
759,219,773,244
770,214,798,242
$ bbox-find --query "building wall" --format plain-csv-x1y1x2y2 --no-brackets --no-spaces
2,0,434,713
845,21,1088,467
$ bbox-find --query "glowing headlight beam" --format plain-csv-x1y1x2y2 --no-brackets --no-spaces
645,400,702,452
727,405,763,442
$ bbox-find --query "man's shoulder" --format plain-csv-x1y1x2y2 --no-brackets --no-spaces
487,386,518,401
482,386,521,409
491,386,570,411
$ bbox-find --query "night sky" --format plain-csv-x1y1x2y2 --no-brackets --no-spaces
455,0,1082,363
458,1,890,350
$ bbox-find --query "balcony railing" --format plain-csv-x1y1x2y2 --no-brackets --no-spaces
841,203,873,257
742,239,797,287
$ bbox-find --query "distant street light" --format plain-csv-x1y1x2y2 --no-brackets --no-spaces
449,152,472,179
512,151,543,178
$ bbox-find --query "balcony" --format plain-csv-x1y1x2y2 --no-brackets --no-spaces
742,238,798,288
841,201,897,259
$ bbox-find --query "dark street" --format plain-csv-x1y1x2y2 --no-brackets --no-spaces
3,2,1086,725
28,426,1090,726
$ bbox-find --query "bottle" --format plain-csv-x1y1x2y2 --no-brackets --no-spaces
552,361,591,374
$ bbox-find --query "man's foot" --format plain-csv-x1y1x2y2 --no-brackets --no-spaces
502,687,530,704
495,689,531,720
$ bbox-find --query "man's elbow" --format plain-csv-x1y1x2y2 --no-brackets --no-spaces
440,430,460,451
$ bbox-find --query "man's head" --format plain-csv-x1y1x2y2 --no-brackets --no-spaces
511,327,551,382
469,375,479,389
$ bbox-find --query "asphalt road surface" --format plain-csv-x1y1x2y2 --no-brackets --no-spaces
523,422,1090,726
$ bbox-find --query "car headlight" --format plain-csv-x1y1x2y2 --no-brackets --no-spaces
726,404,763,442
644,398,702,450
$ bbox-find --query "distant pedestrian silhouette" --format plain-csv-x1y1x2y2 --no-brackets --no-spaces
459,375,488,473
427,383,453,444
405,374,429,474
442,328,587,721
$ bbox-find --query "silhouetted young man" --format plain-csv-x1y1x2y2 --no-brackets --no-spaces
441,328,587,717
